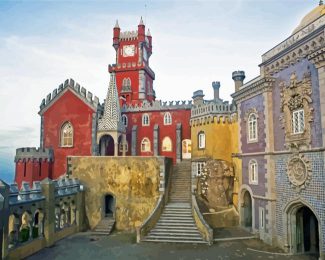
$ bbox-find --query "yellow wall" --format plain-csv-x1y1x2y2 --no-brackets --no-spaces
70,156,162,231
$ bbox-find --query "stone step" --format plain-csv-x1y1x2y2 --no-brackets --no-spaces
144,235,203,241
158,218,195,223
151,227,200,233
156,222,196,227
142,238,206,244
148,231,201,237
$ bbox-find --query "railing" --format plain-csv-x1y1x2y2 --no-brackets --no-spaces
192,195,213,245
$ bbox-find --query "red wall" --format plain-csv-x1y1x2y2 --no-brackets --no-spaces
43,90,95,179
124,108,191,163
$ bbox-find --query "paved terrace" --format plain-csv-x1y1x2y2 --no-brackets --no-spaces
27,232,317,260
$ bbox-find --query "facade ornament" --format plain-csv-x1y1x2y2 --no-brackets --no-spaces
279,71,313,150
243,107,258,122
287,154,312,192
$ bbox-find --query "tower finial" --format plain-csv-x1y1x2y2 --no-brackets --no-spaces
139,16,144,26
115,19,119,28
147,28,151,37
320,0,323,5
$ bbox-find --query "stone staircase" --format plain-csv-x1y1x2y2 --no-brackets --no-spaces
93,216,115,235
142,160,205,244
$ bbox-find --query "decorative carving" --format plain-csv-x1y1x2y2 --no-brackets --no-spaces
287,154,312,192
243,107,258,122
198,159,234,209
280,71,313,150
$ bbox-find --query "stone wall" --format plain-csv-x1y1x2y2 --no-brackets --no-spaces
69,156,169,231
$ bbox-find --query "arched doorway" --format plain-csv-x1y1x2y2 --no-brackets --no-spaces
182,139,191,159
243,191,252,229
99,135,114,156
104,194,115,218
287,204,320,257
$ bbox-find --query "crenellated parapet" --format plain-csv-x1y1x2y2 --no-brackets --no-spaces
191,100,236,119
54,176,81,197
39,78,100,113
15,147,54,162
119,30,138,40
122,100,192,113
190,113,238,127
9,181,44,206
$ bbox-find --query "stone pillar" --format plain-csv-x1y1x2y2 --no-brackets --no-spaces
176,123,182,163
76,189,85,232
153,124,159,156
0,181,10,259
41,178,55,247
122,134,126,156
114,142,118,156
131,126,138,156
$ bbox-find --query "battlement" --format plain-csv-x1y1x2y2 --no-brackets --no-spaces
122,100,192,112
9,181,44,205
15,147,54,162
53,176,81,197
120,30,138,40
191,100,236,119
39,78,100,113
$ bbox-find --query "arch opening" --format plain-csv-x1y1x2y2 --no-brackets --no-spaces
104,194,115,217
242,190,252,229
99,135,115,156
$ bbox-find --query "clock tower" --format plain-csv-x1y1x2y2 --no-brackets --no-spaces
108,18,155,105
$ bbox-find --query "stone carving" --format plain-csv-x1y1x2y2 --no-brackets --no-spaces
198,159,234,210
243,107,258,122
287,154,312,192
280,71,313,150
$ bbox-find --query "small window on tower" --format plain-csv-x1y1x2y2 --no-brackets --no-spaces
60,122,73,147
142,114,150,126
122,115,128,127
164,112,172,125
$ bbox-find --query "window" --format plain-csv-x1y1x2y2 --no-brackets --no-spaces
119,142,128,152
248,113,258,142
61,122,73,147
249,160,258,184
192,162,206,177
141,138,151,152
162,137,172,152
122,115,128,127
122,77,131,87
164,112,172,125
259,207,265,230
198,131,205,149
292,109,305,134
142,114,150,126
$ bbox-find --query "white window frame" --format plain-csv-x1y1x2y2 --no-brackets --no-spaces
248,113,258,142
142,114,150,126
198,132,205,149
163,112,172,125
121,114,128,127
249,159,258,185
141,138,151,152
192,162,206,178
60,122,73,147
292,109,305,134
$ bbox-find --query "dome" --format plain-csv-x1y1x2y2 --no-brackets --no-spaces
292,4,325,35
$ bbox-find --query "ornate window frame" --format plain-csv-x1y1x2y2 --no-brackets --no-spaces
141,137,151,152
292,109,305,134
198,131,206,149
163,112,172,125
60,121,73,148
244,108,259,144
142,113,150,126
249,159,258,185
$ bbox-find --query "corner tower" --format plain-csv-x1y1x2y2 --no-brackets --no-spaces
108,18,155,105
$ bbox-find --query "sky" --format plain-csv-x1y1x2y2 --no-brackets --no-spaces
0,0,318,183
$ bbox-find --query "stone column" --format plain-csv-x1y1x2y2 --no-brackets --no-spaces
114,142,118,156
41,178,55,247
153,124,159,156
0,181,10,259
176,124,182,163
131,126,138,156
75,190,85,232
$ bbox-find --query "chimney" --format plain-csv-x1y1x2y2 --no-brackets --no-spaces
212,81,220,100
192,90,205,105
232,71,245,92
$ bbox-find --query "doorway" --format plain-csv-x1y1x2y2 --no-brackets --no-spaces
243,191,252,229
99,135,115,156
104,194,115,217
182,139,191,159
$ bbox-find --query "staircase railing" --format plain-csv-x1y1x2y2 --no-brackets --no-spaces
192,195,213,245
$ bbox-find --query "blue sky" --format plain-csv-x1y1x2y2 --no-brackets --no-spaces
0,0,317,183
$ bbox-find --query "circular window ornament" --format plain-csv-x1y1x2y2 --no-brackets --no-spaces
287,155,312,192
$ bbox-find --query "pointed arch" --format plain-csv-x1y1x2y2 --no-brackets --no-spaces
162,136,172,152
163,112,172,125
60,121,73,147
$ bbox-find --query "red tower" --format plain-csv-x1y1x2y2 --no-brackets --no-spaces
108,17,155,105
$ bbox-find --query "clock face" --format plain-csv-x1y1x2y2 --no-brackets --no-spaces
123,45,135,57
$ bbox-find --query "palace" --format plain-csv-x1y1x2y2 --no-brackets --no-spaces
1,2,325,260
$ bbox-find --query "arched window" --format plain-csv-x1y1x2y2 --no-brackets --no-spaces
249,160,258,184
122,114,128,127
122,77,131,87
162,137,172,152
142,113,150,126
141,138,151,152
198,131,205,149
164,112,172,125
61,122,73,147
248,113,258,142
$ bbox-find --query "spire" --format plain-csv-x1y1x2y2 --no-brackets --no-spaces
320,0,323,5
147,28,151,37
139,16,144,26
98,72,125,133
114,19,119,28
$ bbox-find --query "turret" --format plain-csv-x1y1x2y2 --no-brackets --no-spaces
192,90,205,105
138,17,145,42
232,71,245,92
147,28,152,49
212,81,220,100
113,20,120,51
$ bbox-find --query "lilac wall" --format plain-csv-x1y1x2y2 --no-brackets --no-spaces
273,59,322,151
240,94,266,153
